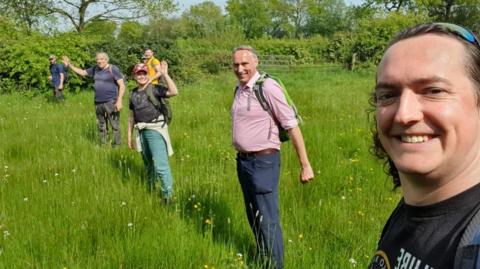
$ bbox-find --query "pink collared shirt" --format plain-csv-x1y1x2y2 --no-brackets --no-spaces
231,72,298,152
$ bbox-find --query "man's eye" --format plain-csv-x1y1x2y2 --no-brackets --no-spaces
376,92,396,101
426,88,445,94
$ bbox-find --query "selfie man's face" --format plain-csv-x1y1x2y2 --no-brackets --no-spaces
233,50,258,86
375,34,480,181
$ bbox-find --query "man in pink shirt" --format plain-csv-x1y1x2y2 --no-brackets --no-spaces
231,45,314,269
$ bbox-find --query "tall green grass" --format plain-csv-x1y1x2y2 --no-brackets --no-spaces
0,67,401,268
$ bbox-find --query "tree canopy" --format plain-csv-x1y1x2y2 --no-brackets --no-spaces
50,0,176,33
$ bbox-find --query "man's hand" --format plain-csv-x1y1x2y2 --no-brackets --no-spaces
48,75,52,81
127,138,135,150
62,56,70,67
300,164,314,184
115,101,123,112
287,126,314,184
159,60,168,76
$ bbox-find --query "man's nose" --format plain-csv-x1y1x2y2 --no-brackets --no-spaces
394,90,423,125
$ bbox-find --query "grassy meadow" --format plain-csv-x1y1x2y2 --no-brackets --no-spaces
0,67,401,268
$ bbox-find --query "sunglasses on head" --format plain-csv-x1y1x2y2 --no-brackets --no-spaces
434,22,480,48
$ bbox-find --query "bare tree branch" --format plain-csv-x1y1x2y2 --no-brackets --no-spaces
49,0,175,32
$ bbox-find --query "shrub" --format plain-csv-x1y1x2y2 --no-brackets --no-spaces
324,12,428,69
0,30,99,94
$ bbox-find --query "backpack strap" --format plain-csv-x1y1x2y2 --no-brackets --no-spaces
253,73,282,140
454,206,480,268
253,73,271,112
145,84,161,109
145,84,168,127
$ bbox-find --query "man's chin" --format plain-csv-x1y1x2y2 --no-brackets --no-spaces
239,78,249,84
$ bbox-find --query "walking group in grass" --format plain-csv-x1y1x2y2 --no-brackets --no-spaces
45,22,480,268
49,45,313,268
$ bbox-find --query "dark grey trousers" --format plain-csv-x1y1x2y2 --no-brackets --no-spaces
53,86,64,101
95,101,121,146
237,151,283,269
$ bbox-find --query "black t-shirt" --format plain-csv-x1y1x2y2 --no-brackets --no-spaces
129,85,168,123
369,183,480,269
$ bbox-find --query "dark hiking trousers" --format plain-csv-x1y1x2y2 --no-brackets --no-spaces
95,100,121,146
236,151,283,269
53,86,64,101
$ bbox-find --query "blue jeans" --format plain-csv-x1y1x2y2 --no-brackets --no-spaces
236,151,283,269
139,129,173,199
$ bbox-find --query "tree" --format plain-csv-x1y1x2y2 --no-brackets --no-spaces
418,0,480,29
118,21,145,43
0,0,52,34
82,19,117,40
370,0,417,11
143,17,183,41
226,0,272,38
268,0,297,38
49,0,176,33
180,1,226,38
270,0,310,38
304,0,351,37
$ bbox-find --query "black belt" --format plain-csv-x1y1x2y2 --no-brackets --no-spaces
237,148,278,158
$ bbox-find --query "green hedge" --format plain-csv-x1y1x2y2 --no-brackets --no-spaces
0,12,430,94
0,31,99,94
324,12,428,69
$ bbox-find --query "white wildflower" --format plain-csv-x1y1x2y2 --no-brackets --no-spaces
349,258,357,267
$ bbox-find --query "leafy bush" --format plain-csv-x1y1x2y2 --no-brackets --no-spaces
323,32,355,68
252,37,328,64
0,28,99,94
324,12,428,69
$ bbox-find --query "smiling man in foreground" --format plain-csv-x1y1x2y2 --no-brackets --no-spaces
369,23,480,269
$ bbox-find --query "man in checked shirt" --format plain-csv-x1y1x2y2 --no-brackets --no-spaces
231,45,314,269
